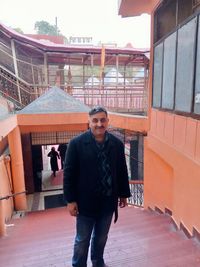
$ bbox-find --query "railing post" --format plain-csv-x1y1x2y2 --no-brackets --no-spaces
44,53,49,88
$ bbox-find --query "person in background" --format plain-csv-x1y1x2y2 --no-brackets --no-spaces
57,143,67,169
47,146,60,177
63,106,130,267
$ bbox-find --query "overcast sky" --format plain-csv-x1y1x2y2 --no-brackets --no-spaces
1,0,150,48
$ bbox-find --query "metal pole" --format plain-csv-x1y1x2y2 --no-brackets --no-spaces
11,40,22,105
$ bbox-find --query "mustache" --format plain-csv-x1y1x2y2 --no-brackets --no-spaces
95,126,105,129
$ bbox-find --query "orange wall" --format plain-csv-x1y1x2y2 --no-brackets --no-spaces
0,136,8,155
0,156,14,235
119,0,153,16
8,127,27,211
119,0,160,17
19,124,88,133
119,0,200,236
144,139,173,212
0,115,17,236
0,115,18,138
17,113,149,133
109,113,149,133
17,113,89,126
145,109,200,234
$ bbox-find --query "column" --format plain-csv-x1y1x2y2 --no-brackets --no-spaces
8,127,27,210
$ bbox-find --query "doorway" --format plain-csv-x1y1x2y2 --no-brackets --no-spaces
41,144,63,192
28,130,83,211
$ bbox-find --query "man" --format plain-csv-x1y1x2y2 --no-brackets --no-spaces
63,106,130,267
47,146,60,177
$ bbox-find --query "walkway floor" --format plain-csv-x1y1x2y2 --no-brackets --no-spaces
1,206,200,267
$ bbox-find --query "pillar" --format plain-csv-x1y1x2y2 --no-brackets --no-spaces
8,127,27,210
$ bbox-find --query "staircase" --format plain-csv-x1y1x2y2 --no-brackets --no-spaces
0,65,35,109
0,206,200,267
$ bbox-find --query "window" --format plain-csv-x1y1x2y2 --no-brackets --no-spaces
152,14,199,117
154,0,193,44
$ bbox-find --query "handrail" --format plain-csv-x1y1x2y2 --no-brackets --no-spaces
129,180,144,184
0,191,26,201
125,153,144,164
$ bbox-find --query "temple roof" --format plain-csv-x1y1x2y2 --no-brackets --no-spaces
18,87,90,114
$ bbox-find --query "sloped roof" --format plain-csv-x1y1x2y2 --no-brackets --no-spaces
18,87,90,114
0,22,148,53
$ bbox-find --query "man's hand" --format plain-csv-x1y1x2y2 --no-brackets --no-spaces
119,198,127,208
67,202,79,216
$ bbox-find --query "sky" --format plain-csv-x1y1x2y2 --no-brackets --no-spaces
1,0,150,48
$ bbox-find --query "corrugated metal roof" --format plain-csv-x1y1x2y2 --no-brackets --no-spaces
0,22,149,55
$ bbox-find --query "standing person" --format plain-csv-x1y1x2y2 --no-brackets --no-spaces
47,147,60,177
63,106,130,267
57,143,67,169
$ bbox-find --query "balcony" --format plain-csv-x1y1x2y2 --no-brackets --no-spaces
0,24,149,115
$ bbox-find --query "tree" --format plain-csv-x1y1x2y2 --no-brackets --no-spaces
13,27,24,34
34,20,60,35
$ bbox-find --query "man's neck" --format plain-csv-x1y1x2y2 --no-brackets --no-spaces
90,129,106,143
95,135,105,143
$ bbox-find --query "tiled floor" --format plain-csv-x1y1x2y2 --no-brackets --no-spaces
1,206,200,267
27,160,63,212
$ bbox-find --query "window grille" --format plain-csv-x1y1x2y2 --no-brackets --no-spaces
31,131,84,145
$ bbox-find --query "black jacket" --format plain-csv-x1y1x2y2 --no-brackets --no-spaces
63,130,131,222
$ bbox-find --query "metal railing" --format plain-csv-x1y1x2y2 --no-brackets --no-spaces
0,191,26,201
0,61,148,114
128,180,144,207
0,69,148,113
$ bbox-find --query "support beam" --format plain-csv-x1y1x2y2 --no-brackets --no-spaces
8,127,27,211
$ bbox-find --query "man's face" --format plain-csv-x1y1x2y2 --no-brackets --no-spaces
89,111,109,138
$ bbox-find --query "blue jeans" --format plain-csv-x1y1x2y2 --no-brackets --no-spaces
72,212,113,267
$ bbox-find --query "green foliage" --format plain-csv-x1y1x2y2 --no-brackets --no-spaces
13,27,24,34
34,20,60,35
